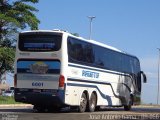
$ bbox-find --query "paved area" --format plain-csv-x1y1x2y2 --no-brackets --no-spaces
0,105,159,120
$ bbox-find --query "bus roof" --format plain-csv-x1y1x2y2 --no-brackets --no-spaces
20,30,137,59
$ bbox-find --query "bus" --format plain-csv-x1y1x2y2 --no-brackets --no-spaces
14,30,147,112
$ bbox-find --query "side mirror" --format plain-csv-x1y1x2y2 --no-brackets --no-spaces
140,71,147,83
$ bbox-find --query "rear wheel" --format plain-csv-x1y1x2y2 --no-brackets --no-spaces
124,104,131,111
88,93,97,112
78,93,87,112
33,105,45,113
124,96,133,111
95,106,100,111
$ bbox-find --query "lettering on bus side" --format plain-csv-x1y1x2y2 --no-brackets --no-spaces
82,70,99,78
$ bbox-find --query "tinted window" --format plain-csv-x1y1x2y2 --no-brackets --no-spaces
67,37,140,74
68,37,94,64
17,59,60,74
121,55,140,74
19,33,62,52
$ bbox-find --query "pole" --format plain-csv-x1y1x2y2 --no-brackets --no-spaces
157,48,160,105
88,16,96,40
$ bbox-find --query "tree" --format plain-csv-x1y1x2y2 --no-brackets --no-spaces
0,0,40,81
0,0,40,47
0,47,15,83
71,33,79,37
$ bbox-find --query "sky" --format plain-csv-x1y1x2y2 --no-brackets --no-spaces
7,0,160,104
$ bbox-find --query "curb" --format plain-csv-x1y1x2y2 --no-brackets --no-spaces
133,105,160,108
0,104,33,108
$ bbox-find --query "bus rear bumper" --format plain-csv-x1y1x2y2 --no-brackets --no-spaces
14,88,65,107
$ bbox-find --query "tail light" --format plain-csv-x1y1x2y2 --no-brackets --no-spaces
14,74,17,87
59,75,65,88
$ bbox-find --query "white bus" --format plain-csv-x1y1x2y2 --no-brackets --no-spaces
14,30,146,112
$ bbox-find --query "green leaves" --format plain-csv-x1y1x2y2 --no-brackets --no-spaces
0,47,15,76
0,0,39,79
0,0,40,46
19,0,39,4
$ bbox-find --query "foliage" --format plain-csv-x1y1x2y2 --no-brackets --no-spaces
0,96,22,104
0,47,15,81
71,33,79,37
0,0,39,80
0,0,40,47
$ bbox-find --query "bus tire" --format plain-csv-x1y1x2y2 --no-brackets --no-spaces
78,93,87,112
88,92,97,112
33,105,45,113
124,96,132,111
124,104,131,111
95,106,101,111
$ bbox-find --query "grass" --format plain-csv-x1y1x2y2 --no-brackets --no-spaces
0,96,22,104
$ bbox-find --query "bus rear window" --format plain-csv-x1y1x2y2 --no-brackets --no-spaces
19,33,62,51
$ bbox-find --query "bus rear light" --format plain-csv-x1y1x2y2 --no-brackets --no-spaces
59,75,65,88
14,74,17,87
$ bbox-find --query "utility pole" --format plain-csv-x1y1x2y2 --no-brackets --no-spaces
87,16,96,40
157,48,160,105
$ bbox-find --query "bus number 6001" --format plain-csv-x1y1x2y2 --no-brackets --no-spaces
32,82,43,87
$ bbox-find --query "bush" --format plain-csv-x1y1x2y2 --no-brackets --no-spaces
0,96,22,104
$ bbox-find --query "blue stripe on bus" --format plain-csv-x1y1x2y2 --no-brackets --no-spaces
67,63,132,105
67,82,113,105
68,78,130,92
67,78,130,104
67,78,122,98
68,78,110,85
68,63,130,77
